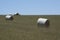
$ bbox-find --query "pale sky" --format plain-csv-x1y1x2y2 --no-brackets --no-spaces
0,0,60,15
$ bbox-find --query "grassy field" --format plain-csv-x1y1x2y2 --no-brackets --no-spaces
0,15,60,40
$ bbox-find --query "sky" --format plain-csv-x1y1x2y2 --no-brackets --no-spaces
0,0,60,15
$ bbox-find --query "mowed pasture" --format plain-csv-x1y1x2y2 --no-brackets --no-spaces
0,15,60,40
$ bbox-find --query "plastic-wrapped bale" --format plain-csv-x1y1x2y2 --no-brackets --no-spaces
14,13,20,16
37,18,50,27
5,15,13,20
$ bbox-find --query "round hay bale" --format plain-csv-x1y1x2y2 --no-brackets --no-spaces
14,13,20,16
5,15,13,20
37,18,50,27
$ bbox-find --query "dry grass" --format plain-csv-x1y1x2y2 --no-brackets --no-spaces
0,15,60,40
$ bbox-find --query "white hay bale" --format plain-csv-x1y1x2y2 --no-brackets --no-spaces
14,13,20,15
37,18,49,27
5,14,13,20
